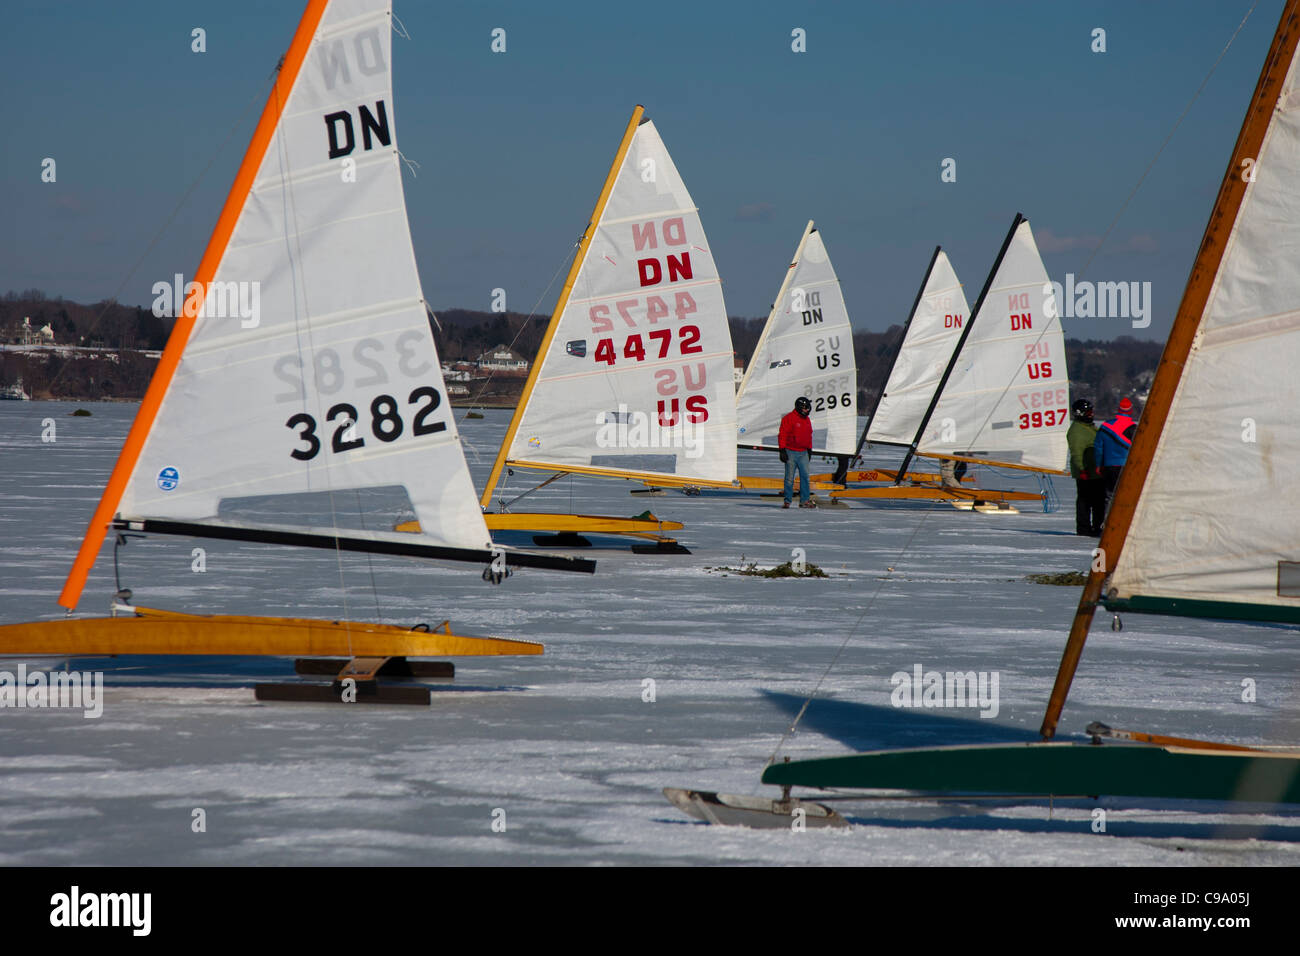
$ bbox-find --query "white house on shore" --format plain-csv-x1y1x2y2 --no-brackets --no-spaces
17,317,55,346
476,345,528,373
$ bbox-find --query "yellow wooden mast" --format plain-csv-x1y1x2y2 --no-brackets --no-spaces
480,106,645,510
1040,0,1300,739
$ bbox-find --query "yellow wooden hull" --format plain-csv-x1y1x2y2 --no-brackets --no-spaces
733,475,841,492
397,513,684,542
0,606,543,658
831,486,1043,503
810,469,971,484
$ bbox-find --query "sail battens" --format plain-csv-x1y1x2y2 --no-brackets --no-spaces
313,8,390,40
175,300,425,361
229,201,408,254
250,147,395,191
1194,307,1300,349
232,200,409,253
599,206,702,228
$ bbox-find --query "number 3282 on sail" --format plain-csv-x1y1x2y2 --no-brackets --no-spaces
284,387,446,460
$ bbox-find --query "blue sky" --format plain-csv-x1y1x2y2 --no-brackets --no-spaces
0,0,1284,341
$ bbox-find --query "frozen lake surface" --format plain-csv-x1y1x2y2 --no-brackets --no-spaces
1,402,1298,865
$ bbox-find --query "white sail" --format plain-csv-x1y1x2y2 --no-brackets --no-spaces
1109,45,1300,615
866,249,969,447
917,219,1069,472
117,0,491,550
735,222,857,454
504,118,737,483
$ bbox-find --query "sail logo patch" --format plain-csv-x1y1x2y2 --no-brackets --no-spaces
157,467,180,492
769,358,791,369
527,436,542,448
566,340,587,357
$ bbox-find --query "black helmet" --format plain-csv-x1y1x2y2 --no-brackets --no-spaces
1072,399,1093,422
794,396,812,415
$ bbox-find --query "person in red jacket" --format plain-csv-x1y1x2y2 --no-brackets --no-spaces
779,396,816,508
1094,396,1139,504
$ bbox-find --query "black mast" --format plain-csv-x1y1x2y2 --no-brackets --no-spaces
894,212,1025,484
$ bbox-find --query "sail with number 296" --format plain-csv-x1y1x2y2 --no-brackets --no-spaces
735,220,857,456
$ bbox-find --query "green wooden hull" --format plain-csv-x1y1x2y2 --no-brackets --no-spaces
761,743,1300,804
1106,594,1300,624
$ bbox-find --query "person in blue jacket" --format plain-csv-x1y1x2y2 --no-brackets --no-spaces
1094,397,1138,503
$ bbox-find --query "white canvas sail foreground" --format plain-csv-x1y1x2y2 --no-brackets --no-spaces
1106,41,1300,618
120,0,488,549
487,111,738,492
916,217,1069,473
865,249,969,448
61,0,505,611
736,221,857,455
31,0,585,685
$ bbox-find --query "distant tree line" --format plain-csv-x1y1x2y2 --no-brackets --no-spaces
0,294,1164,407
1,290,169,351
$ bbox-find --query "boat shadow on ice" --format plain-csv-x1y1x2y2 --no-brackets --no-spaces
759,691,1300,840
14,655,529,695
760,689,1036,752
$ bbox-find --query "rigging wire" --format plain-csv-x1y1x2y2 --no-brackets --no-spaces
759,494,951,780
40,75,273,396
448,239,580,468
1075,0,1259,284
268,61,358,652
452,240,579,424
767,2,1260,760
946,0,1261,473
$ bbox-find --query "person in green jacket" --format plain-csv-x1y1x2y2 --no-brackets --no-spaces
1067,398,1104,535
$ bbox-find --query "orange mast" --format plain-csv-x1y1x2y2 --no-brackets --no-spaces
59,0,330,610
